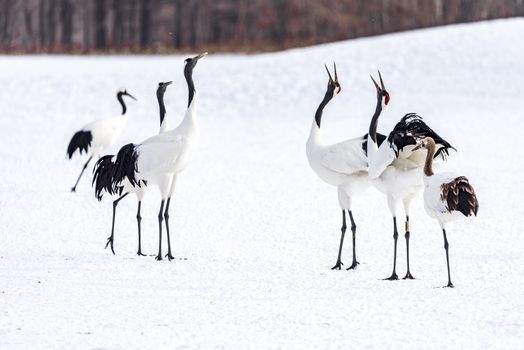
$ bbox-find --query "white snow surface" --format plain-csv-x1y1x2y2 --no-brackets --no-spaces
1,19,524,349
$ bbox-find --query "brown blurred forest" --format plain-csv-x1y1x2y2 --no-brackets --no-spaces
1,0,523,53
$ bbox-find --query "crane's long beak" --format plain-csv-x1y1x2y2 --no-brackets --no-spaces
194,52,208,61
378,70,385,90
370,75,381,91
412,143,423,151
164,81,173,86
125,91,137,101
325,64,334,83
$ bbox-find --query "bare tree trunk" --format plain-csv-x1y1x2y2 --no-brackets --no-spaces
189,1,198,49
174,0,184,49
47,0,57,51
139,0,151,49
113,0,124,49
61,0,73,51
0,0,11,51
128,0,138,50
273,0,289,47
94,0,106,50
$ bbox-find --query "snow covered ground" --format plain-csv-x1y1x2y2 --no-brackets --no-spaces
1,18,524,349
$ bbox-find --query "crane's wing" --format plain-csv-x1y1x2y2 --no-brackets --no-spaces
136,133,186,175
369,113,456,178
320,137,368,174
440,175,479,217
368,137,396,178
87,116,126,150
424,172,458,214
388,113,455,161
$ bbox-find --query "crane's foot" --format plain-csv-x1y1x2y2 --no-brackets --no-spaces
105,237,115,255
443,282,454,288
71,187,77,193
384,272,399,281
155,254,163,261
346,261,360,270
136,251,146,257
403,271,415,280
331,261,343,270
165,253,174,261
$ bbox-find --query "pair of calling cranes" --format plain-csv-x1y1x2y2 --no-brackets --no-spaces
306,63,478,287
66,54,478,287
67,52,207,261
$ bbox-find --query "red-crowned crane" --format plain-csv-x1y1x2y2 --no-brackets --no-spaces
92,81,173,255
367,72,455,280
67,89,136,192
306,64,387,270
413,137,479,287
105,53,207,261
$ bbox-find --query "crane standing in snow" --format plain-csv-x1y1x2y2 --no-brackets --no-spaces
93,81,173,256
67,89,136,192
413,137,478,287
108,53,207,261
306,64,387,270
366,72,455,280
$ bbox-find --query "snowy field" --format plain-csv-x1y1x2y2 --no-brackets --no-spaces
1,19,524,349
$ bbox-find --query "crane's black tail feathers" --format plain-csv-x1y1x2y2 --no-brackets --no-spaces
388,113,455,159
112,143,140,191
67,130,92,159
92,155,119,201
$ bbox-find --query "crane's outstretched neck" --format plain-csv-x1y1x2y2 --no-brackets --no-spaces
368,92,383,143
117,92,127,115
314,91,333,128
157,87,167,127
184,66,196,108
424,138,436,176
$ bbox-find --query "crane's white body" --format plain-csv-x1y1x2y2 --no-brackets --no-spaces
118,117,170,200
423,171,466,227
81,115,129,157
367,136,425,216
306,122,370,209
135,97,200,199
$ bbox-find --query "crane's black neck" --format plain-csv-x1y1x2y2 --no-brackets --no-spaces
184,65,196,108
156,89,166,126
314,91,333,128
117,92,127,115
368,92,383,143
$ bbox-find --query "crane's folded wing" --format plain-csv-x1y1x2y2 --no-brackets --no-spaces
320,137,368,174
136,135,186,175
367,139,396,178
425,172,459,213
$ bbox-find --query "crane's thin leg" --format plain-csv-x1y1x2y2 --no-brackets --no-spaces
136,201,145,256
105,192,129,254
71,156,93,192
384,216,399,280
346,211,359,270
164,198,174,261
331,210,346,270
403,216,415,279
442,229,454,288
155,200,165,261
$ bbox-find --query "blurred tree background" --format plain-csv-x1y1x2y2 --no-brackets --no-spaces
1,0,523,53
